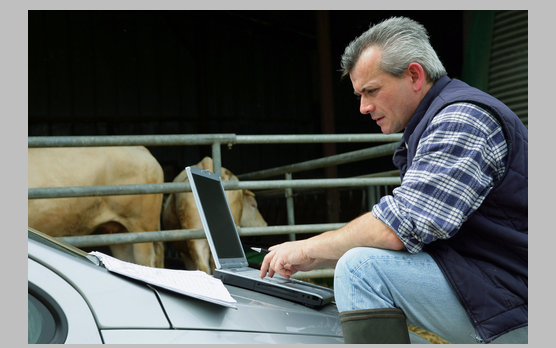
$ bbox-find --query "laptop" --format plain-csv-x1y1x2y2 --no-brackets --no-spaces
186,166,335,307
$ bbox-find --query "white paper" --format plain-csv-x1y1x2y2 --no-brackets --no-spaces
89,251,236,308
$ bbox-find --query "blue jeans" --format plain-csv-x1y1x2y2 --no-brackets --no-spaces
334,247,482,344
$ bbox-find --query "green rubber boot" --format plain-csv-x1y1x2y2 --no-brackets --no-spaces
339,308,411,344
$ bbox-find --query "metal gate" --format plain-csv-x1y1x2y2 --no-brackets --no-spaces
28,133,402,278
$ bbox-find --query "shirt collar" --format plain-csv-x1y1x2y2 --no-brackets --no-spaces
402,75,451,143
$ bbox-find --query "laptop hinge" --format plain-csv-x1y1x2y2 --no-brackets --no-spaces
221,261,248,270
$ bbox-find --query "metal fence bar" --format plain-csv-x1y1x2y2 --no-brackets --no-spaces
28,182,185,199
28,134,237,147
28,133,402,148
212,142,222,177
285,173,296,241
56,223,347,247
235,133,402,144
28,177,401,199
57,229,205,247
237,142,400,180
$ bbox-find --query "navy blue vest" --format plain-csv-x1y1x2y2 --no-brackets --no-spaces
393,76,528,343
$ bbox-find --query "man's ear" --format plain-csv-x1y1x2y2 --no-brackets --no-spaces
407,62,425,92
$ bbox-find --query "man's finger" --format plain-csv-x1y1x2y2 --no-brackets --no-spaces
259,251,277,278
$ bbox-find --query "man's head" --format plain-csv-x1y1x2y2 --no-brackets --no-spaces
340,17,447,134
340,17,446,82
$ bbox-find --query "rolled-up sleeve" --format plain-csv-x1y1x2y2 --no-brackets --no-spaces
372,103,508,253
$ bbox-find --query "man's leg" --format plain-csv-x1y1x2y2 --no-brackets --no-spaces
334,247,482,344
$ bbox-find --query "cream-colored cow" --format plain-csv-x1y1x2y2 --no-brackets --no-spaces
163,157,267,274
28,146,165,268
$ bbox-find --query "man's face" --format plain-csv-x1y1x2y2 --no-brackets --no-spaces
350,47,421,134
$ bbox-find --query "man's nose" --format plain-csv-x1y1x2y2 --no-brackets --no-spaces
360,99,376,115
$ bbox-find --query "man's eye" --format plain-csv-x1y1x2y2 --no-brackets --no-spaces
356,89,376,100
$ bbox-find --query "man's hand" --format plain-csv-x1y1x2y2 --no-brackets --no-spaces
259,240,315,279
258,212,404,279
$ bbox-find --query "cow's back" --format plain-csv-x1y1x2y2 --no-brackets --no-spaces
28,146,161,188
28,146,164,237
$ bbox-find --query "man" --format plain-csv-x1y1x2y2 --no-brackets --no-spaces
259,17,527,344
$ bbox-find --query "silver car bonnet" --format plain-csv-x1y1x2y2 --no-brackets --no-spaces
28,233,171,329
156,280,343,337
28,229,342,339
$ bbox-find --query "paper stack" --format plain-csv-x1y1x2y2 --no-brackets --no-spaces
90,251,237,308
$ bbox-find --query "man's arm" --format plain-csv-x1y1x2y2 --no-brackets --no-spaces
373,103,508,253
260,211,404,279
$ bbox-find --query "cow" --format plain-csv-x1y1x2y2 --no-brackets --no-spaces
162,157,267,274
28,146,165,268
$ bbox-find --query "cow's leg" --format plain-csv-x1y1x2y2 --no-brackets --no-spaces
186,239,212,274
110,243,152,267
133,242,158,267
209,255,216,274
109,242,158,267
109,244,135,263
99,221,162,268
152,222,165,268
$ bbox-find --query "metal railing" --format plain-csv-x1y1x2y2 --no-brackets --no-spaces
28,133,402,278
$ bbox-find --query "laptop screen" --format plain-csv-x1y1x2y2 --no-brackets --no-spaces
189,171,245,259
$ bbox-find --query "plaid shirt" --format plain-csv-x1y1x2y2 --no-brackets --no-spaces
372,102,508,253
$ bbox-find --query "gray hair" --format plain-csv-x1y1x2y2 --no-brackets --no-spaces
340,17,447,82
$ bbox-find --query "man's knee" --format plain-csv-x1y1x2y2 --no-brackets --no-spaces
335,247,394,276
335,247,376,281
334,247,396,312
335,247,360,277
